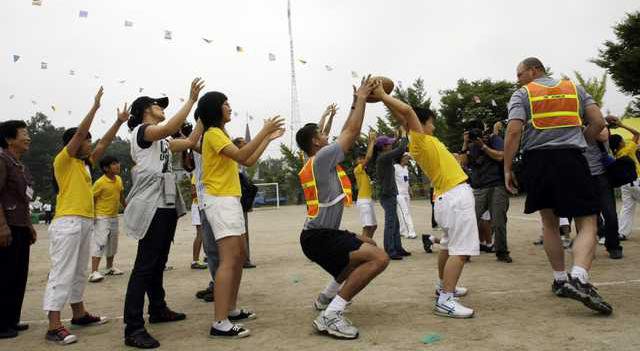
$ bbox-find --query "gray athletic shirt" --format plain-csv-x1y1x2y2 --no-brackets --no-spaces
507,77,595,152
303,143,345,230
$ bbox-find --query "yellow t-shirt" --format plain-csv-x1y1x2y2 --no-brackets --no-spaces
93,175,123,217
191,174,198,204
615,139,640,176
354,163,372,199
409,130,468,197
202,127,241,197
53,147,94,219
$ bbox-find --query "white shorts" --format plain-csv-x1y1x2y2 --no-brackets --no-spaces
434,183,480,256
91,217,119,257
191,205,201,226
481,210,491,221
356,198,377,227
202,194,245,241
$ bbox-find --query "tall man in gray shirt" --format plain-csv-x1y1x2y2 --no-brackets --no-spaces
296,77,389,340
504,57,612,315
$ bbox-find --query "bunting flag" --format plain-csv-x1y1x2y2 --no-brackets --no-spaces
79,10,88,18
179,98,185,102
67,110,72,115
100,119,106,124
164,30,172,40
324,65,333,71
51,105,56,112
161,93,167,97
124,20,134,27
9,94,14,99
473,96,481,104
236,46,244,53
351,71,359,78
69,69,75,76
138,87,144,93
233,111,239,117
298,59,307,64
491,99,497,107
31,100,37,105
202,37,212,44
268,53,276,61
118,80,126,84
245,123,252,143
32,0,42,6
40,61,47,69
12,55,20,62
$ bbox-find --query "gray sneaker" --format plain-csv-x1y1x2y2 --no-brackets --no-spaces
313,293,333,310
313,310,359,339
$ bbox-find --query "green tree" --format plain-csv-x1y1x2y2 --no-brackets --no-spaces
593,11,640,96
563,71,607,107
624,97,640,118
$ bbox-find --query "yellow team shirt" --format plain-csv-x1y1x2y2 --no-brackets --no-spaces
202,127,241,197
354,163,372,199
53,147,94,218
191,174,198,204
615,140,640,176
93,175,124,217
409,130,468,197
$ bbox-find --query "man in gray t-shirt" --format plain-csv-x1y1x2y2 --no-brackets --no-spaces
295,77,390,340
503,57,612,316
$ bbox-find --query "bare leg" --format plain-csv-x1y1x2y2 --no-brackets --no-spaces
91,257,101,272
540,209,565,272
106,256,114,269
479,220,492,244
193,225,203,262
213,236,246,321
437,249,449,281
337,243,389,301
573,215,598,270
442,255,468,292
362,225,377,239
70,302,87,319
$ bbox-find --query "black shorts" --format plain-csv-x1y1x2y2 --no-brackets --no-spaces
300,229,364,279
523,149,600,217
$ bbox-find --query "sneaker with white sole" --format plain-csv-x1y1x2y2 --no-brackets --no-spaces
209,324,250,338
435,283,468,297
45,326,77,345
434,297,474,318
105,267,124,276
313,310,358,339
597,237,605,245
88,271,104,283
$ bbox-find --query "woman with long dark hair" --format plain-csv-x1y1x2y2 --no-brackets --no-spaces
196,91,284,338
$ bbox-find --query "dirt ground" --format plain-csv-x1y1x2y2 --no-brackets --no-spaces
2,197,639,351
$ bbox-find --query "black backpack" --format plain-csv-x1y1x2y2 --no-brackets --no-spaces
598,142,637,187
239,172,258,212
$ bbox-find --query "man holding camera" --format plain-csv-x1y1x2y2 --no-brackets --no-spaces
462,121,512,263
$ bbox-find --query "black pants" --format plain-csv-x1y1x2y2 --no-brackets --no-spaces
124,208,177,336
430,188,438,228
593,174,622,251
0,226,30,331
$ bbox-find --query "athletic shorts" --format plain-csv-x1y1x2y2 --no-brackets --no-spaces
91,217,119,257
356,198,377,227
434,183,480,256
191,205,201,226
523,149,600,217
300,228,364,279
202,194,245,241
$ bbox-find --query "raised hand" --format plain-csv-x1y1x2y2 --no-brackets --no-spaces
354,75,379,99
368,130,377,143
116,102,130,123
269,128,286,141
189,78,205,102
263,115,285,133
371,79,387,100
328,103,338,117
94,86,104,108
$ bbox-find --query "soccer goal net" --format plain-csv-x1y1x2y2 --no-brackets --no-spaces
253,183,281,209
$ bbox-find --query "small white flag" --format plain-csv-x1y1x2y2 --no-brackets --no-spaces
164,30,172,40
351,71,359,78
233,112,239,117
298,59,307,64
124,20,134,27
139,87,144,93
324,65,333,71
161,93,167,97
51,105,56,112
268,53,276,61
202,38,213,44
79,10,88,18
31,100,37,105
69,69,75,76
100,119,106,124
67,110,72,115
179,98,185,102
491,99,497,107
9,94,14,99
397,81,403,89
118,80,126,84
32,0,42,6
40,61,48,69
12,55,20,62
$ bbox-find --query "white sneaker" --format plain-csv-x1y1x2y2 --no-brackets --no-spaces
105,267,124,275
598,237,605,245
435,283,468,297
88,271,104,283
434,297,474,318
313,310,358,339
407,233,417,239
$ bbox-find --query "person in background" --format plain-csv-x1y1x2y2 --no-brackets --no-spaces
353,131,378,238
232,137,259,269
395,153,417,239
190,173,207,270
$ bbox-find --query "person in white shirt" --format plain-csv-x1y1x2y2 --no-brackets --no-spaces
395,153,416,238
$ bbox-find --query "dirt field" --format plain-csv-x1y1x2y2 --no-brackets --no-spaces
2,197,639,351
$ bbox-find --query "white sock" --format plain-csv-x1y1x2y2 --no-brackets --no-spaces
229,308,242,317
325,295,348,313
553,271,568,282
570,266,589,284
437,291,454,304
213,319,233,331
321,280,341,298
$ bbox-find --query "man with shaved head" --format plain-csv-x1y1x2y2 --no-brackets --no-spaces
504,57,612,315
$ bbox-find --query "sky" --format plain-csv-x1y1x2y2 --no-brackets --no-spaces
2,0,638,157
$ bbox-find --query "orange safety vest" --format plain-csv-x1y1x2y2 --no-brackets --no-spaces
298,158,353,218
525,79,581,130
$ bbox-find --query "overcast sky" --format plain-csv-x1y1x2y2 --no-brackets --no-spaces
2,0,638,156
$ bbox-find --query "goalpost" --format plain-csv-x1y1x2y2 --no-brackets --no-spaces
253,182,280,209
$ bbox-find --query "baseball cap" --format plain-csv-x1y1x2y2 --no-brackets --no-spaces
130,96,169,120
375,136,396,148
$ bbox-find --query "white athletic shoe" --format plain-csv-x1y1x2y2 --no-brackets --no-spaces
88,271,104,283
313,310,358,339
105,267,124,275
435,283,468,297
434,297,474,318
598,237,605,245
407,233,417,239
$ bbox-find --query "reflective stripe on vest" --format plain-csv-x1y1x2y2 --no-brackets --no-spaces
525,80,581,130
298,158,353,218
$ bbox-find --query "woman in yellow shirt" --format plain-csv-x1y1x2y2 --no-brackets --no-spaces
353,131,378,238
196,91,284,338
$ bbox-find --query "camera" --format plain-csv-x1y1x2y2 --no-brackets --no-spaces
468,128,484,141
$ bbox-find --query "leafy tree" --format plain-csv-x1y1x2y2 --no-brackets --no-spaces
571,71,607,107
624,97,640,118
593,11,640,96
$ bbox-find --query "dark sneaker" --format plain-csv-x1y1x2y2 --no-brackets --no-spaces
496,253,513,263
608,249,623,260
14,323,29,331
191,261,207,269
0,328,18,339
389,254,403,260
124,329,160,349
552,279,568,297
70,313,108,327
209,324,250,338
533,238,543,245
562,277,613,315
149,308,186,324
481,244,495,253
399,249,412,257
196,285,213,299
203,291,214,302
560,224,571,236
229,309,257,322
422,235,433,253
243,262,257,269
45,327,77,345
